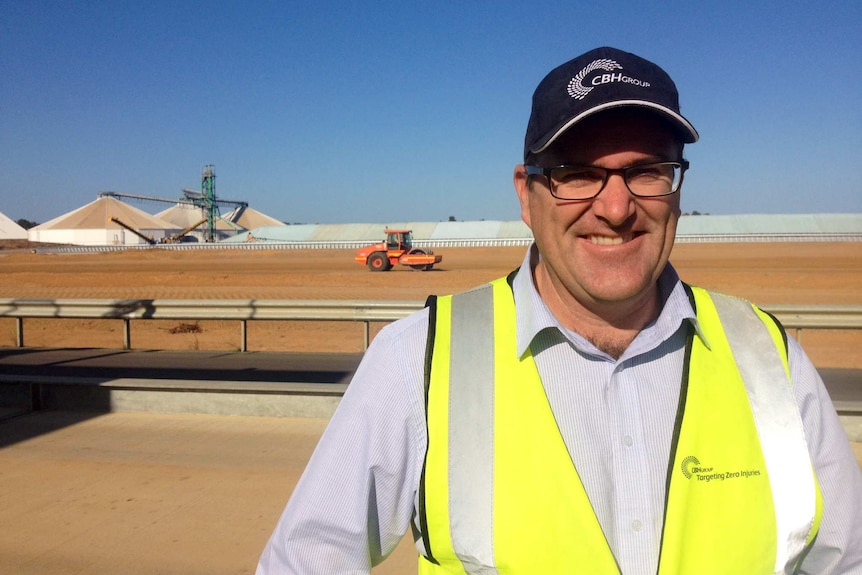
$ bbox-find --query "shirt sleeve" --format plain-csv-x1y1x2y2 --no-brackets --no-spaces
255,310,429,574
791,337,862,574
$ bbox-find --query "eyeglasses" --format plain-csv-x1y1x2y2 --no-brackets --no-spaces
525,160,689,200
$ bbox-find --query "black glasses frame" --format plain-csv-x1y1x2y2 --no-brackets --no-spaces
525,160,689,200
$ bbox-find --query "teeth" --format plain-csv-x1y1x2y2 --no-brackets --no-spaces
588,235,628,245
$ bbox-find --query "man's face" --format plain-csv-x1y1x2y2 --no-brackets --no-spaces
514,110,683,314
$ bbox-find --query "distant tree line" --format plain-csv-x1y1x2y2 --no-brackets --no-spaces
16,218,39,229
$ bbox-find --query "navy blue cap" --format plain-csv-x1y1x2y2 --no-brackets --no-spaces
524,47,698,162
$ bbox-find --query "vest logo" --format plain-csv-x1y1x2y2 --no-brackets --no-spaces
567,58,651,100
681,455,763,483
681,455,701,479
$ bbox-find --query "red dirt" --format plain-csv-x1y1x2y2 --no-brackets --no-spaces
0,242,859,366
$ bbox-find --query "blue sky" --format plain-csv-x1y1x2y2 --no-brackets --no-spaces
2,1,860,225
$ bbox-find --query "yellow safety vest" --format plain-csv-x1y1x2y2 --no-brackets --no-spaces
416,277,822,574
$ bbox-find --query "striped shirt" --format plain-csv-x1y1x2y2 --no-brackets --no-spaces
257,245,862,574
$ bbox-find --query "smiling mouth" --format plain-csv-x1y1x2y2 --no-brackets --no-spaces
588,234,634,245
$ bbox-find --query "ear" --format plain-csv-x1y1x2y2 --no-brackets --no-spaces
513,165,532,228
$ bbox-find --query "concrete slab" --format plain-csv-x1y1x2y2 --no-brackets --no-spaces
0,411,415,575
0,411,859,574
0,348,363,384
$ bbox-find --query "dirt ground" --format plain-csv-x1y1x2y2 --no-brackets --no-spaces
0,241,860,367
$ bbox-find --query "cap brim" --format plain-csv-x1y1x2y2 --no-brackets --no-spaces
530,100,699,155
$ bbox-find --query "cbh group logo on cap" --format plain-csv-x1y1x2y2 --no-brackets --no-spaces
567,58,652,100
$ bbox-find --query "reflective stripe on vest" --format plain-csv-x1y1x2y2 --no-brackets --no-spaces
418,278,821,574
703,289,820,571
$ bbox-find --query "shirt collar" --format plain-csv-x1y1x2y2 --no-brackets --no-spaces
512,244,704,358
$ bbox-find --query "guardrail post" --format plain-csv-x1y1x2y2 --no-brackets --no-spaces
16,317,23,347
123,319,131,350
363,321,370,350
241,320,248,352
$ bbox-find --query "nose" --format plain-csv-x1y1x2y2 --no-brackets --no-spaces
591,172,635,225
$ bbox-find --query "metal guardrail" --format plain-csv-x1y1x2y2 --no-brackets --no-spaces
764,305,862,330
2,298,861,352
0,299,423,351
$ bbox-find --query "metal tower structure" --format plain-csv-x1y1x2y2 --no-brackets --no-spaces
200,164,218,242
98,164,248,242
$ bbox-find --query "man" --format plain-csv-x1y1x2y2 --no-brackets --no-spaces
257,47,862,574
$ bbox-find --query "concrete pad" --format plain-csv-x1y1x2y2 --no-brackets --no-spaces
1,411,858,574
0,411,415,575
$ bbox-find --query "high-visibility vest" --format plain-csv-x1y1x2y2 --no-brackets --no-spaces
416,276,822,574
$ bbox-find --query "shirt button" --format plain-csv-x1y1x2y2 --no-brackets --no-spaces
623,435,634,447
632,519,643,532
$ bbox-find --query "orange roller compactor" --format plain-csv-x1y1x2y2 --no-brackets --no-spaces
354,229,442,271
